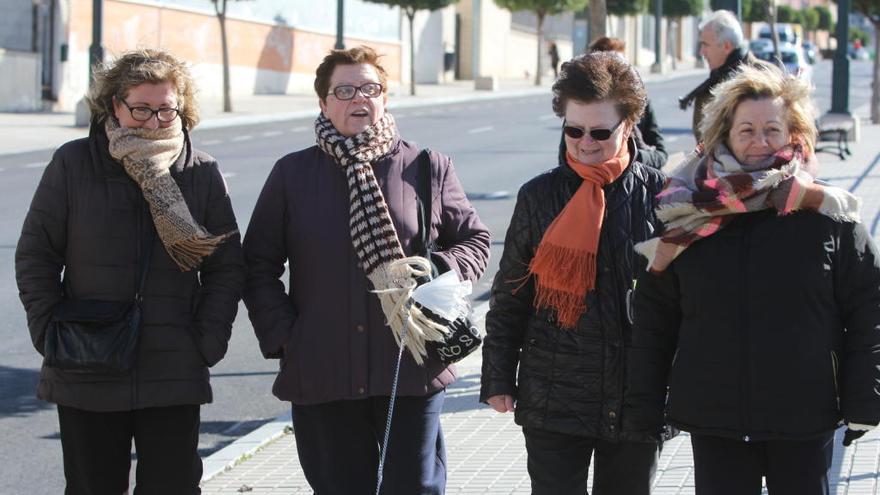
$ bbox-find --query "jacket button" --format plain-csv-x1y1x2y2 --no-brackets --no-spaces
356,324,365,333
358,387,365,394
608,410,617,419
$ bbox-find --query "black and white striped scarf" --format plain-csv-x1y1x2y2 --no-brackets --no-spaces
315,112,446,364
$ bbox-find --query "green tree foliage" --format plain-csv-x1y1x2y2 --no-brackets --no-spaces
812,5,832,31
801,8,819,33
365,0,459,95
648,0,702,18
608,0,647,16
744,0,771,23
776,5,798,24
494,0,588,85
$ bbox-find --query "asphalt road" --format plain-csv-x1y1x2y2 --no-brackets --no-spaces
0,59,873,494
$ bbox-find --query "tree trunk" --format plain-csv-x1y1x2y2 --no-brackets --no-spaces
872,22,879,124
588,0,607,45
408,10,416,96
217,0,232,113
535,13,544,86
769,1,781,64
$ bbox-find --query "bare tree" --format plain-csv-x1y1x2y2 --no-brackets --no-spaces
210,0,250,113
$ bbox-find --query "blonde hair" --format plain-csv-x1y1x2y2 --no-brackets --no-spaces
700,64,817,154
87,48,199,129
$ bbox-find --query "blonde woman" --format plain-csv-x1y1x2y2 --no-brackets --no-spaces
16,49,244,493
626,65,878,494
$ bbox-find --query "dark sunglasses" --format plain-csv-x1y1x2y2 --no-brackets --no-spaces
563,119,624,141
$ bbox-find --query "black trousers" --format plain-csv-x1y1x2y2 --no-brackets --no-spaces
522,427,658,495
291,390,446,495
57,404,202,495
690,432,834,495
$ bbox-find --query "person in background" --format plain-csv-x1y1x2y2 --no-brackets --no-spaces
548,41,561,78
679,10,766,141
626,64,880,495
15,48,245,494
242,45,490,494
481,51,664,495
590,36,668,169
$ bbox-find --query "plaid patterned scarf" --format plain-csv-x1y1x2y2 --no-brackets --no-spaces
106,117,236,271
636,143,861,273
315,112,447,365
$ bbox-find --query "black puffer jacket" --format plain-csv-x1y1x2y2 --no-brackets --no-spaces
625,210,880,441
15,124,245,412
480,139,664,441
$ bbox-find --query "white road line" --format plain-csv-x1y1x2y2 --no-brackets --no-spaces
201,139,222,146
221,172,237,179
230,135,253,142
261,130,283,138
468,126,494,134
539,114,558,121
290,126,308,132
24,162,45,169
666,135,681,142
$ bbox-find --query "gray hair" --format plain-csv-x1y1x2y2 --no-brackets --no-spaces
699,10,744,49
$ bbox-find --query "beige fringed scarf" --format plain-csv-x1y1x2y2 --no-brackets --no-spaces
315,112,449,365
106,117,235,271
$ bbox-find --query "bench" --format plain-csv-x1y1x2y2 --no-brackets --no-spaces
815,115,854,160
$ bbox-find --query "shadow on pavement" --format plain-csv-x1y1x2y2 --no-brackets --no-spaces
0,364,52,418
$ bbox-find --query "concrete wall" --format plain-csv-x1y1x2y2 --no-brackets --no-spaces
0,0,34,52
58,0,403,110
0,49,42,111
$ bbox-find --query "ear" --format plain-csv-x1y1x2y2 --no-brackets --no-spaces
318,97,328,115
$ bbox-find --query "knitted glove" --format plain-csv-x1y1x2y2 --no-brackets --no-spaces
843,423,874,446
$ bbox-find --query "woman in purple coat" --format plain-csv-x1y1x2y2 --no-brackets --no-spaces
242,45,490,494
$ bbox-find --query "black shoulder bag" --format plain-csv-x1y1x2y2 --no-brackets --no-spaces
414,149,482,365
43,221,154,373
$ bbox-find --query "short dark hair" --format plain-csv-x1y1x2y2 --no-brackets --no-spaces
314,45,388,103
589,36,626,54
551,51,646,124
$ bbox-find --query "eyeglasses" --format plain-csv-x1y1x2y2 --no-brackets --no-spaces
563,119,624,141
329,83,384,101
120,100,180,123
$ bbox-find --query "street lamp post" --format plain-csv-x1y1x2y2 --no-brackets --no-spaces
88,0,104,84
831,0,850,114
335,0,345,50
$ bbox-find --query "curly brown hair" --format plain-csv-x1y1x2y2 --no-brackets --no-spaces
551,51,646,124
314,45,389,103
589,36,626,54
87,48,199,129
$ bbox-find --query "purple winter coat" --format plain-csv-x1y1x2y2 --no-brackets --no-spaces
243,135,490,405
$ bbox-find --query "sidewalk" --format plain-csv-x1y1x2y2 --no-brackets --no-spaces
0,68,703,157
199,117,880,495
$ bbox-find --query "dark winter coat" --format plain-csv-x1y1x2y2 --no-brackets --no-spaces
15,124,245,412
242,135,490,406
480,139,665,441
634,101,667,170
625,210,880,442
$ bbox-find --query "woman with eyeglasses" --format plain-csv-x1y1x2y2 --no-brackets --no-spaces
480,51,665,494
626,65,878,495
15,48,244,493
242,45,489,494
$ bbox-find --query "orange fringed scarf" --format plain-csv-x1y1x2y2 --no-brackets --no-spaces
527,145,630,329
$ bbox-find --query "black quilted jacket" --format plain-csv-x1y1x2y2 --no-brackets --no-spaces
480,139,664,441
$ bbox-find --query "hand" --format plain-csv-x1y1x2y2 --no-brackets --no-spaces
843,428,868,446
487,394,514,413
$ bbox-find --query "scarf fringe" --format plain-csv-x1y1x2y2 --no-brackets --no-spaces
168,230,238,272
529,243,596,330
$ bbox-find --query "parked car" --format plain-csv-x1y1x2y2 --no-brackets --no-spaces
802,41,817,64
779,45,812,80
750,39,774,60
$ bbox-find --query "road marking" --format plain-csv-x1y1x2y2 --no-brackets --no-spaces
222,421,246,435
24,162,45,169
231,135,253,142
468,126,494,134
539,114,558,121
221,172,237,179
666,135,681,142
261,130,283,138
201,139,222,146
290,126,308,133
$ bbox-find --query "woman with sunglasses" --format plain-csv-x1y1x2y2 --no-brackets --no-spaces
480,51,664,494
15,48,244,493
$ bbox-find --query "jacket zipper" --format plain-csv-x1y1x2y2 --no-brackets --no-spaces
131,199,146,410
739,226,752,442
831,350,840,409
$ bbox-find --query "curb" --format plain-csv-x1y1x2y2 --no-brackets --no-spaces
199,300,491,484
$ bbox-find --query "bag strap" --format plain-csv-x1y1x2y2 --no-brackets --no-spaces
375,149,432,495
135,205,155,302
